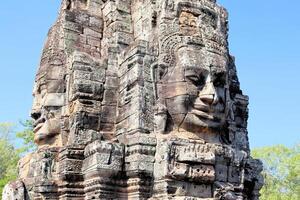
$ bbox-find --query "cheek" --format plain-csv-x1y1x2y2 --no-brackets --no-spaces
188,95,198,105
46,109,62,133
186,84,199,97
216,88,226,102
165,95,190,126
47,118,61,133
165,95,190,114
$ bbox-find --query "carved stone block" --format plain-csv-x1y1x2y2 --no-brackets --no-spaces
7,0,263,199
83,140,124,178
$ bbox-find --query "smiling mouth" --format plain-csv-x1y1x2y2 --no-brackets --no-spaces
33,122,44,133
33,116,46,132
191,109,223,122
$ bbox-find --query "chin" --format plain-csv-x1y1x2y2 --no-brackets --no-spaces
34,132,46,143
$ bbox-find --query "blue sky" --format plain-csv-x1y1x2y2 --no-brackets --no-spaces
0,0,299,148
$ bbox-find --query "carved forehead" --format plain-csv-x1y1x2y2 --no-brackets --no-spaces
36,47,66,80
184,66,226,75
176,46,228,71
36,65,66,80
34,69,66,94
176,47,205,66
34,58,66,93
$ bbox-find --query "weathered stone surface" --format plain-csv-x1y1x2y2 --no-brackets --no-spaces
3,0,263,199
2,181,26,200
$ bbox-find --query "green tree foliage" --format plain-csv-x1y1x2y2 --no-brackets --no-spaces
252,144,300,200
0,122,15,140
1,120,299,200
16,120,35,153
0,120,35,198
0,123,20,199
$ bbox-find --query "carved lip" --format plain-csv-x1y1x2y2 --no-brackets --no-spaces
193,103,225,113
33,116,46,132
33,122,43,133
191,109,222,122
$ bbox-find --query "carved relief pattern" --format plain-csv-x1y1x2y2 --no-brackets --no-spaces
3,0,263,200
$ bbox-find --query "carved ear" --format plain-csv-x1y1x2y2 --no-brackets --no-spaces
154,99,168,134
228,55,242,98
151,63,168,82
65,0,72,10
158,64,168,81
152,11,157,27
151,63,168,100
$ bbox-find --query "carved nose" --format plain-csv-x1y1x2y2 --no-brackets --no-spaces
200,94,217,105
199,81,219,105
31,110,41,121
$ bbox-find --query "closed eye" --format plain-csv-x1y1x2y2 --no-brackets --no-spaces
186,75,205,87
213,73,226,87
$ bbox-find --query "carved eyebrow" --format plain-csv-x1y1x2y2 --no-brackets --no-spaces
39,83,47,90
185,67,208,75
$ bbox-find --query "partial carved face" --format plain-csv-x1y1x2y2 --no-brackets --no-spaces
31,64,66,146
161,46,227,133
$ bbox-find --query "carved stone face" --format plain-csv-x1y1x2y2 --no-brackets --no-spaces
31,64,66,147
161,46,227,133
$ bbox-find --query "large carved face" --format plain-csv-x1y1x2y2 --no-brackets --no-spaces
161,46,228,134
31,62,66,147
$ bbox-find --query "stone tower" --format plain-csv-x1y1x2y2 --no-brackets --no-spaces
3,0,263,199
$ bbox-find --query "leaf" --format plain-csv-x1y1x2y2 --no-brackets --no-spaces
252,143,300,200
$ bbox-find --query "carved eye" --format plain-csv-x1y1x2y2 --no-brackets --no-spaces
47,111,55,119
183,19,189,25
37,84,43,94
38,84,47,98
190,20,197,27
44,106,60,119
187,75,198,82
186,74,205,87
213,74,226,87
